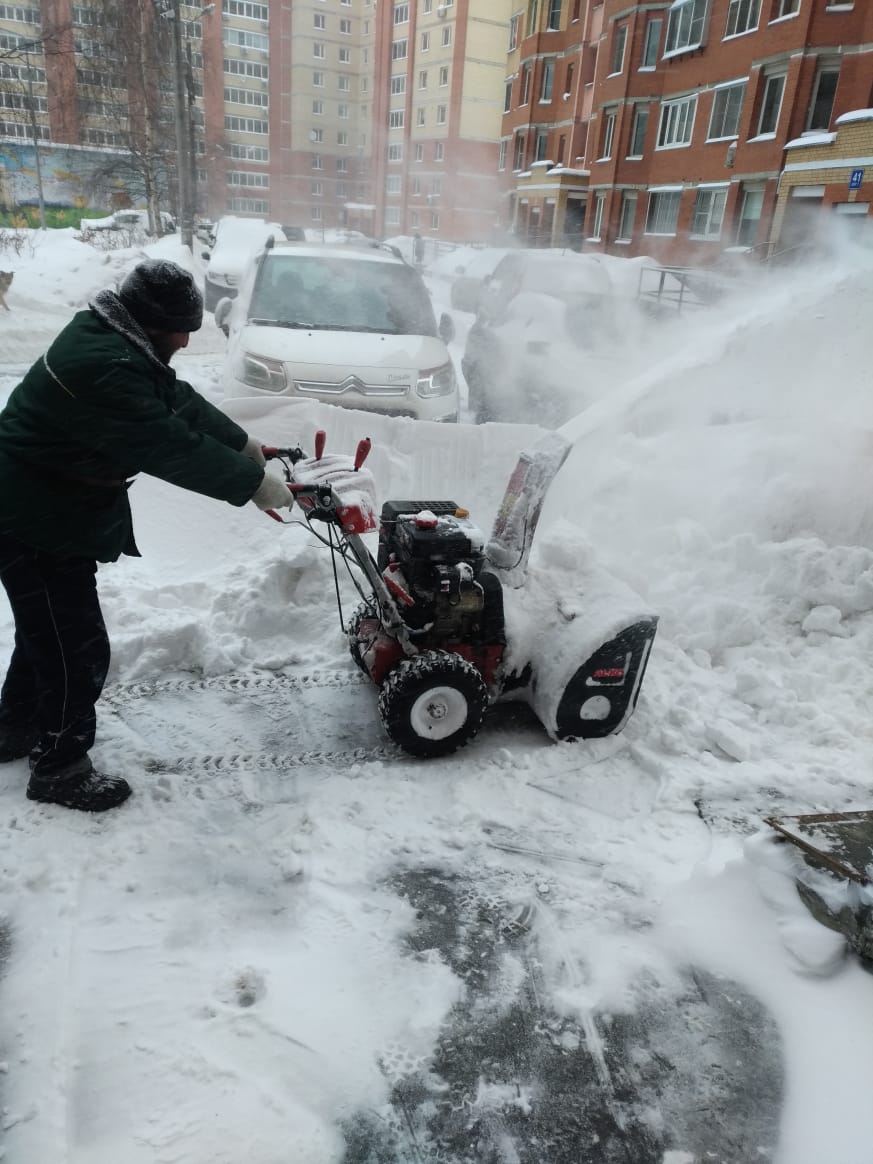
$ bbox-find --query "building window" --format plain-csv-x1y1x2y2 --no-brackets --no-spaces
439,65,449,86
535,130,548,161
664,0,708,57
806,64,839,131
690,187,727,238
617,192,637,240
441,25,451,46
311,180,323,196
628,105,649,156
386,174,402,194
565,61,575,93
340,17,352,33
434,141,445,160
504,78,513,112
772,0,799,15
393,3,409,23
735,185,763,245
657,94,696,148
527,0,539,36
385,208,401,226
757,73,785,135
540,60,554,102
707,80,746,140
600,110,616,159
312,99,324,115
514,133,525,169
590,192,605,239
417,106,426,126
436,104,447,125
415,143,424,160
421,30,430,51
313,12,325,29
424,0,432,11
645,189,681,234
338,74,351,91
392,38,408,59
431,177,442,196
520,64,531,105
338,103,349,118
640,17,661,68
391,74,406,95
337,157,348,172
388,142,403,161
509,12,520,49
610,24,627,74
725,0,760,37
431,212,440,229
410,209,420,227
389,109,404,127
337,131,348,145
313,41,325,58
547,0,561,29
412,176,422,195
498,139,508,170
419,70,428,89
339,47,351,63
311,127,323,142
313,71,324,86
311,207,322,221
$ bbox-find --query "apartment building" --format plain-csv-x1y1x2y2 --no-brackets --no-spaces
502,0,873,263
371,0,513,241
0,0,378,229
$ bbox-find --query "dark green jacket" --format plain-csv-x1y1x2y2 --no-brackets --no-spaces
0,292,264,562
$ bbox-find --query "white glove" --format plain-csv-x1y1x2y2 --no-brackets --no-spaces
252,473,294,511
240,434,267,467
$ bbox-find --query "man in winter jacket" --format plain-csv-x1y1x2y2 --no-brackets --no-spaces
0,258,294,812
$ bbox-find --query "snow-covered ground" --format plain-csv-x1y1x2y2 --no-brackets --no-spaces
1,228,873,1163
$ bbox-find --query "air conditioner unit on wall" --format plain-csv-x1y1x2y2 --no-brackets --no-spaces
437,5,448,16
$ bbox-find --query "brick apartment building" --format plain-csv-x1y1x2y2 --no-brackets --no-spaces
502,0,873,263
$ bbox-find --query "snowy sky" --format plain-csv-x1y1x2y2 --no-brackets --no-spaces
1,228,873,1164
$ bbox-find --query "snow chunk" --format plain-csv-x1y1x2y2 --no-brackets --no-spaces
801,604,849,637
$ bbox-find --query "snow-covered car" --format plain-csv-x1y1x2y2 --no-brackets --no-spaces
80,209,175,236
216,240,459,422
201,216,285,312
461,251,616,425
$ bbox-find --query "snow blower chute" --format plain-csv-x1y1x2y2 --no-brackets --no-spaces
262,429,657,757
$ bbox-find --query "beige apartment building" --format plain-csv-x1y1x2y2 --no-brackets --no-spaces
371,0,513,241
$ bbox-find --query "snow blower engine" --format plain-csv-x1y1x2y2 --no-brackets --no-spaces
262,430,657,758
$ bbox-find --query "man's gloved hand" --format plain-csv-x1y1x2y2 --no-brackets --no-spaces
252,473,294,512
240,434,267,467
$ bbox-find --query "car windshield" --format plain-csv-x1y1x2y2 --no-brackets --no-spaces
248,254,438,337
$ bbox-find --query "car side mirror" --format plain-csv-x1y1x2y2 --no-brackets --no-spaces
438,312,456,345
214,297,233,337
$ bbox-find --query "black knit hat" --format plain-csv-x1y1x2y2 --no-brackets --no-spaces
119,259,203,333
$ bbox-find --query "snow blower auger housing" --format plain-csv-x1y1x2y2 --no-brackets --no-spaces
262,429,657,759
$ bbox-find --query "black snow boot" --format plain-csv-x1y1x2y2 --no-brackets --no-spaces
0,727,38,763
27,764,132,812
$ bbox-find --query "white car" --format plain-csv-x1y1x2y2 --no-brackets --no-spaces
216,240,459,422
201,215,285,312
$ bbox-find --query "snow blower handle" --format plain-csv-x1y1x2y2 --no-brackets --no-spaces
354,437,372,471
314,429,326,460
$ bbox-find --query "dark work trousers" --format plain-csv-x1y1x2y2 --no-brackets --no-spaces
0,530,110,775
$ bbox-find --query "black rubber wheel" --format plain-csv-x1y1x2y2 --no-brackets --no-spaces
379,651,488,758
347,601,376,674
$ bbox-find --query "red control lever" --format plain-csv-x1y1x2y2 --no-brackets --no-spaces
354,437,372,470
261,446,278,458
314,430,326,461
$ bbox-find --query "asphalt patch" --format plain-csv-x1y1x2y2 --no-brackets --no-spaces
341,868,783,1163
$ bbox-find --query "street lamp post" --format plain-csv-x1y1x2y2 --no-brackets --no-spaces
171,0,194,248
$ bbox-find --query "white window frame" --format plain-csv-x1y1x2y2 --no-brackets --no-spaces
441,25,451,46
689,185,727,239
600,110,616,159
664,0,709,58
392,38,408,60
436,104,447,125
439,65,449,87
610,24,627,76
640,17,662,69
627,105,649,157
509,12,520,49
540,59,554,102
707,79,746,140
645,188,682,235
421,30,430,51
393,3,409,24
757,72,785,135
724,0,760,38
313,12,325,29
656,94,696,149
771,0,799,17
617,191,637,240
313,41,325,59
590,192,605,239
391,74,406,95
389,109,404,128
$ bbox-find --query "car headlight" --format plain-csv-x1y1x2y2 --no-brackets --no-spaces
416,361,456,399
233,352,287,393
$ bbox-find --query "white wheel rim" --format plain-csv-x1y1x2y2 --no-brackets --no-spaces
409,685,469,741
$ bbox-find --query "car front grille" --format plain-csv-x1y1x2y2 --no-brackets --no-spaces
294,375,409,398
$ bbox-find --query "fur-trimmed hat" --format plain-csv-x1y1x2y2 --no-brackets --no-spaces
119,259,203,333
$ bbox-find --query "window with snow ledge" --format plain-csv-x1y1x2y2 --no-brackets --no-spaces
664,0,709,59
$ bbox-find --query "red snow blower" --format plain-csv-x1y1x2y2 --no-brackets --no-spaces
262,429,657,758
